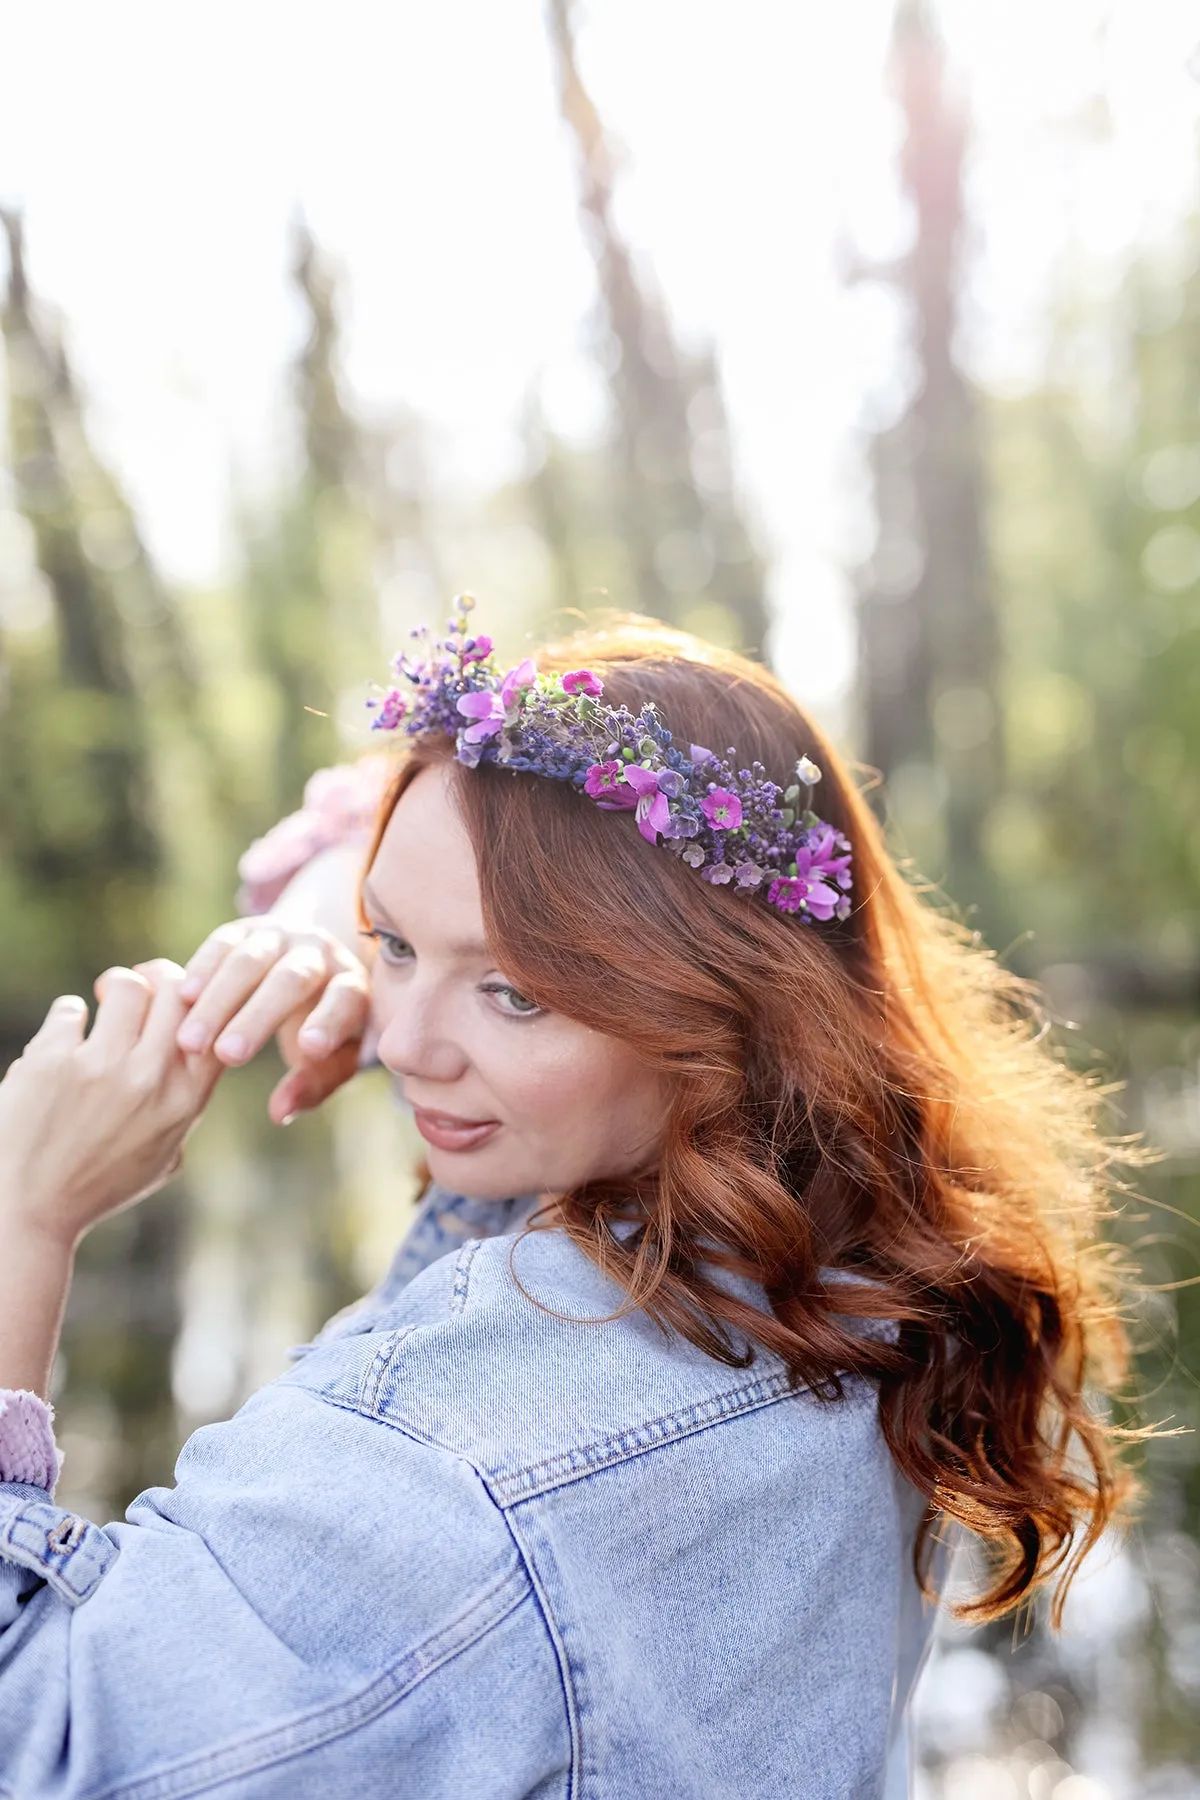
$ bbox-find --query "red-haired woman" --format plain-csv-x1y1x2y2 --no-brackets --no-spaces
0,609,1138,1798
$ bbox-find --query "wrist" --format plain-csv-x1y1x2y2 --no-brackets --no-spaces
0,1228,76,1399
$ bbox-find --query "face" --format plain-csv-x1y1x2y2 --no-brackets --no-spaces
363,761,670,1202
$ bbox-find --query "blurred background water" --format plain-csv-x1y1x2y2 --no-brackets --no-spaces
1,1,1199,1790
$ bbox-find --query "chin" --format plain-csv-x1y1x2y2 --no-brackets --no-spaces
424,1145,532,1203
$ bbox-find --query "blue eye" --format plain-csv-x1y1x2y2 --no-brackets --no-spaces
359,927,413,967
479,981,543,1019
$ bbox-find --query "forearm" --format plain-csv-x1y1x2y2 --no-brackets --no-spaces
0,1227,74,1399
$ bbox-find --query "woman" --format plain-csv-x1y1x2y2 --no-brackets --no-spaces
0,605,1137,1798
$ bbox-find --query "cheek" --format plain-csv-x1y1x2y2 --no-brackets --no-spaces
486,1028,665,1152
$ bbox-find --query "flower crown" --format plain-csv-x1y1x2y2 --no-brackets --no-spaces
367,595,853,923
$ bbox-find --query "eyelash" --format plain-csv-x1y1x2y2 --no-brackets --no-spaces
358,930,543,1020
359,927,412,966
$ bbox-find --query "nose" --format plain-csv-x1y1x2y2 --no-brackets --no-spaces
373,973,469,1086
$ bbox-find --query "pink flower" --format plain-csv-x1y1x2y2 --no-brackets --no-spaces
701,788,743,831
584,760,626,799
702,863,734,885
622,764,672,843
562,669,604,697
370,687,408,731
500,658,537,709
461,635,493,664
456,689,506,742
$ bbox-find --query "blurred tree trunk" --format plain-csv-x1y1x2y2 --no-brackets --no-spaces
0,209,185,1509
225,221,382,1369
852,0,1000,917
545,0,771,662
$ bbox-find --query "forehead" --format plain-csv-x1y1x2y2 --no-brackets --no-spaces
367,762,485,943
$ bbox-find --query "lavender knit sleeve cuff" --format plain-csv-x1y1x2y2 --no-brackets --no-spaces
0,1389,62,1491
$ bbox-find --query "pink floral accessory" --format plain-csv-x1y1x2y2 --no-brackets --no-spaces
367,595,853,924
0,1389,62,1491
236,755,395,916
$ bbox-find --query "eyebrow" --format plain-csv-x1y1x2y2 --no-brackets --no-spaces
360,883,491,961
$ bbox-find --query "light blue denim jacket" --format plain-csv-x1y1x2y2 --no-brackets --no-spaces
0,1187,939,1798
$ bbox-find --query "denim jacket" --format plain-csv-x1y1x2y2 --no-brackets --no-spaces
0,1187,940,1799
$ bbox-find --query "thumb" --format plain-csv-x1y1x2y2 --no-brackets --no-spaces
268,1040,360,1126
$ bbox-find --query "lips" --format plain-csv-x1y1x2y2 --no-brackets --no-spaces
410,1105,501,1154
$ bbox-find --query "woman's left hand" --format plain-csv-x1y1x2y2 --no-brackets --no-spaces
0,960,224,1251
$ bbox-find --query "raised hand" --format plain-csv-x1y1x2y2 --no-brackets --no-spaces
176,920,372,1124
0,961,223,1252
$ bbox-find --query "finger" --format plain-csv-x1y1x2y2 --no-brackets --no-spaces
23,993,89,1058
175,926,285,1053
211,942,333,1065
269,1040,360,1125
134,959,191,1060
293,969,371,1060
178,924,250,1004
86,968,154,1058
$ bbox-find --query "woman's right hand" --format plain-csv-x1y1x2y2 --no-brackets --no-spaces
174,920,372,1124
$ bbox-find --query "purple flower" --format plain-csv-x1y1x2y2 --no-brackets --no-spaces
701,788,743,831
767,850,842,920
456,689,506,743
656,768,685,798
584,760,626,799
681,844,706,868
461,635,493,664
500,658,537,709
690,743,716,766
562,668,604,697
766,876,808,914
622,764,672,843
702,863,734,885
803,825,853,891
734,862,765,889
370,688,408,732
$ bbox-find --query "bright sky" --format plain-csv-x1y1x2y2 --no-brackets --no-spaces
1,0,1198,724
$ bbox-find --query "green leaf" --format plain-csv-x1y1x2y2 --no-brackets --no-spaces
780,807,795,828
621,746,636,761
802,810,819,828
783,784,801,804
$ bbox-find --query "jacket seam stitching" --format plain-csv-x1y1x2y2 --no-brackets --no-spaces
449,1237,481,1314
81,1563,531,1800
496,1507,582,1799
490,1371,810,1503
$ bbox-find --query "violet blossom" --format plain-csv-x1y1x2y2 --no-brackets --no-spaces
622,764,672,842
500,658,537,709
562,669,604,697
461,635,493,664
456,689,506,742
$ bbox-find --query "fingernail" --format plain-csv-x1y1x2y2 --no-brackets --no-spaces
280,1112,297,1127
299,1027,329,1055
215,1033,249,1063
178,1020,210,1051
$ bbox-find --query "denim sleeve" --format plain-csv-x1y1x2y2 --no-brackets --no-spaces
0,1375,568,1798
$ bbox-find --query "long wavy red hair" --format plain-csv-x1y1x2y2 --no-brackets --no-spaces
372,614,1140,1625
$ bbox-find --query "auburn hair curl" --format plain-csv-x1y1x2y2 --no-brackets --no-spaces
372,615,1141,1625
